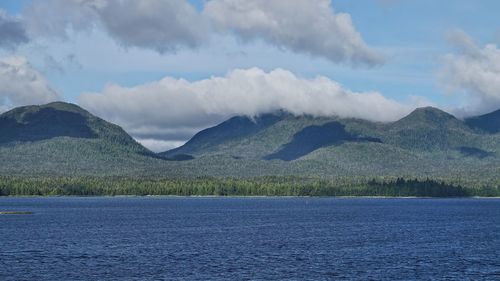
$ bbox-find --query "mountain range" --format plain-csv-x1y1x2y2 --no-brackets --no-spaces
0,102,499,184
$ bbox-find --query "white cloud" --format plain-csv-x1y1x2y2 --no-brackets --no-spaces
204,0,383,66
0,56,60,112
23,0,208,52
22,0,380,67
79,68,414,150
438,30,500,115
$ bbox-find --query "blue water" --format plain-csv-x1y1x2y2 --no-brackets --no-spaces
0,197,499,280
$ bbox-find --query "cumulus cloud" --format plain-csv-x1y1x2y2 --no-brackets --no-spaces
0,56,60,112
79,68,413,149
204,0,383,66
23,0,208,52
438,30,500,114
0,10,29,49
22,0,380,66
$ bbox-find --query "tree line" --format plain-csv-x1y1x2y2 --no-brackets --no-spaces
0,176,498,197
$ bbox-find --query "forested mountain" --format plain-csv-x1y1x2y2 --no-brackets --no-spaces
0,102,499,187
161,112,285,158
465,109,500,134
157,106,500,185
0,102,163,176
164,106,499,160
0,102,144,147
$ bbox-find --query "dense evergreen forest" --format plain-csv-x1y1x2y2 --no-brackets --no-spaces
1,103,499,198
0,176,498,197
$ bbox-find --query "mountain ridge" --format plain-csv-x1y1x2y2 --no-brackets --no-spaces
465,109,500,134
163,106,499,159
0,102,165,176
1,102,499,182
0,101,142,147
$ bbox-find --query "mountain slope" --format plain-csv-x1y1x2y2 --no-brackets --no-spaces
384,107,477,151
0,102,144,148
163,106,496,157
265,121,381,161
151,107,499,184
155,107,500,184
465,109,500,134
162,112,286,158
1,103,499,183
0,102,162,176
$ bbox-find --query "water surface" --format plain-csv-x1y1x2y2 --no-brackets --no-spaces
1,197,499,280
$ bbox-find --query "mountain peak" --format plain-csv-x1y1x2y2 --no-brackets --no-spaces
407,106,456,119
162,112,286,156
43,101,89,113
2,101,89,121
395,106,459,127
0,102,141,149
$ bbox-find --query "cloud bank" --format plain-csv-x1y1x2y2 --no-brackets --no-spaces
22,0,380,66
439,30,500,115
0,56,60,112
79,68,414,151
204,0,384,66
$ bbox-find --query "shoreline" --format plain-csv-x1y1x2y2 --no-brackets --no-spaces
1,195,499,199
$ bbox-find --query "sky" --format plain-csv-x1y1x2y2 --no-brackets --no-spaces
0,0,500,151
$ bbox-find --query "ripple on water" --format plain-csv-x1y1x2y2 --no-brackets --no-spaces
0,197,499,280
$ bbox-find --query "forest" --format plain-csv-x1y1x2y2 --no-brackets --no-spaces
0,176,498,197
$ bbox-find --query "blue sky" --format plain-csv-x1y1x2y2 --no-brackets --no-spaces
1,0,499,151
1,0,498,104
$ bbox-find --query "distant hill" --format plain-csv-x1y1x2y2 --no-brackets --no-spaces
384,107,476,151
0,102,144,147
164,106,498,158
1,102,499,184
160,106,500,182
465,109,500,134
0,102,164,176
264,121,381,161
161,112,285,158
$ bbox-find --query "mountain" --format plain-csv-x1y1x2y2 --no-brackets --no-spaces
0,102,143,147
264,121,382,161
385,107,476,151
465,109,500,134
164,106,495,157
162,112,285,158
0,102,163,176
1,103,499,184
159,106,500,181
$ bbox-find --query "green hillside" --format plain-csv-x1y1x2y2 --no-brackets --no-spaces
465,109,500,134
164,106,499,160
0,102,144,147
0,102,499,189
158,106,500,185
0,102,164,176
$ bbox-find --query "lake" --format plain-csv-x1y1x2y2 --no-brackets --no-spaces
0,197,499,280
